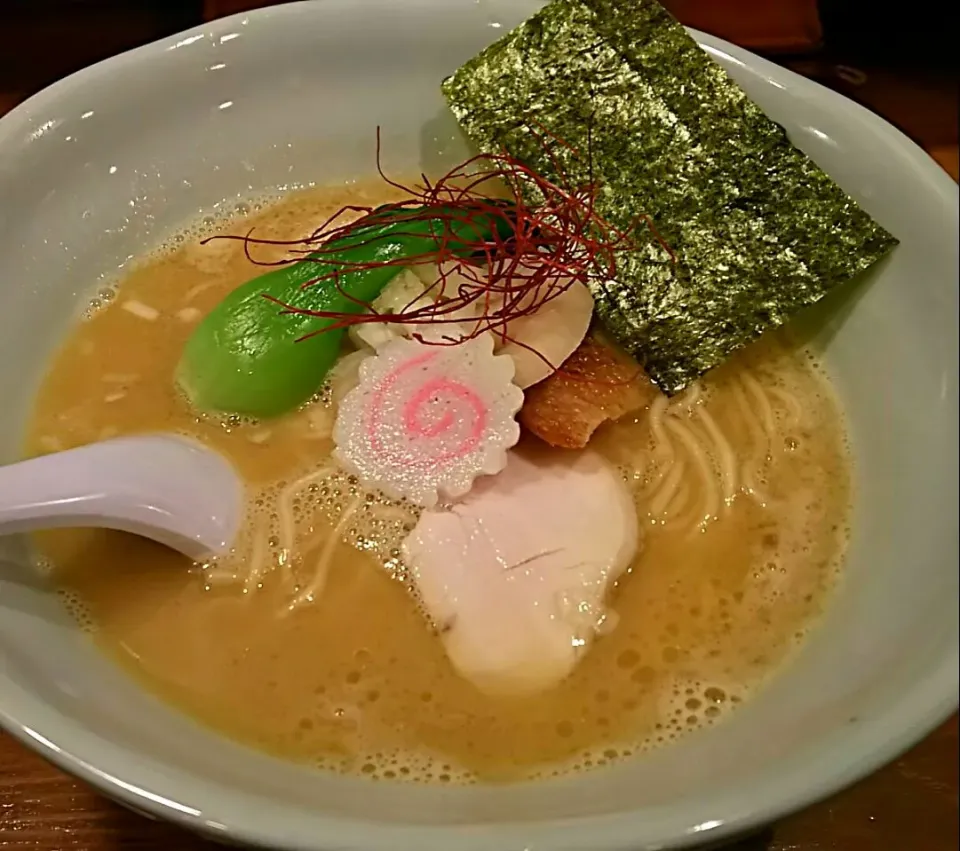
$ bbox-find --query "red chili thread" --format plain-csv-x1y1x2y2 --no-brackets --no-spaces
204,126,675,382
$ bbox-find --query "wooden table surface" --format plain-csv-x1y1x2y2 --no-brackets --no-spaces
1,36,958,851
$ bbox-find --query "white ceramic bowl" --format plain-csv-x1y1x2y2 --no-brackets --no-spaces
0,2,956,849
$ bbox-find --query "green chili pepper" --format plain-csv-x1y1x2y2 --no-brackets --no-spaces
175,206,509,419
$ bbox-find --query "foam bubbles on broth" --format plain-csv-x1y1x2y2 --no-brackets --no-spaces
25,180,853,784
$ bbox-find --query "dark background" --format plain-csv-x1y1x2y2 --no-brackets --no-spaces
0,0,957,94
0,2,956,851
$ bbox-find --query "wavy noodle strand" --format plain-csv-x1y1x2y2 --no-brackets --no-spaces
648,459,687,517
697,406,737,505
277,466,336,558
666,418,721,525
633,362,805,534
285,494,363,614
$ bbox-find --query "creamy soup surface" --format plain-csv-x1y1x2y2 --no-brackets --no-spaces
26,181,852,784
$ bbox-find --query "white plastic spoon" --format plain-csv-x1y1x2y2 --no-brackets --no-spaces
0,435,243,561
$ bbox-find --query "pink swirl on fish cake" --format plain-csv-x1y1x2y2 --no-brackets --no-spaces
366,351,489,469
333,336,523,508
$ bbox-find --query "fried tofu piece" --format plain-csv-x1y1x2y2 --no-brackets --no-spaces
519,334,657,449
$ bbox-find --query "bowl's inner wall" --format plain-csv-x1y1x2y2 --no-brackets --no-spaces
0,0,956,838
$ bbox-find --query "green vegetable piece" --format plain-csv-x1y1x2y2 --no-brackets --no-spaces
176,208,508,418
442,0,898,394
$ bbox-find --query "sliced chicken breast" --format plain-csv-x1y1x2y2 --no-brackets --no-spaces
402,445,639,696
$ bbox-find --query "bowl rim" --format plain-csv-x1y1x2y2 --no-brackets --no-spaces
0,2,957,850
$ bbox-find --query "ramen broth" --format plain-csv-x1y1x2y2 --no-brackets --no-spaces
26,181,852,783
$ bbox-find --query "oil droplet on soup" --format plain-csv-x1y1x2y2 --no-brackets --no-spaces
25,181,852,784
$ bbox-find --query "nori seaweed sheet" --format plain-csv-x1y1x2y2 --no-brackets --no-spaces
442,0,898,394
